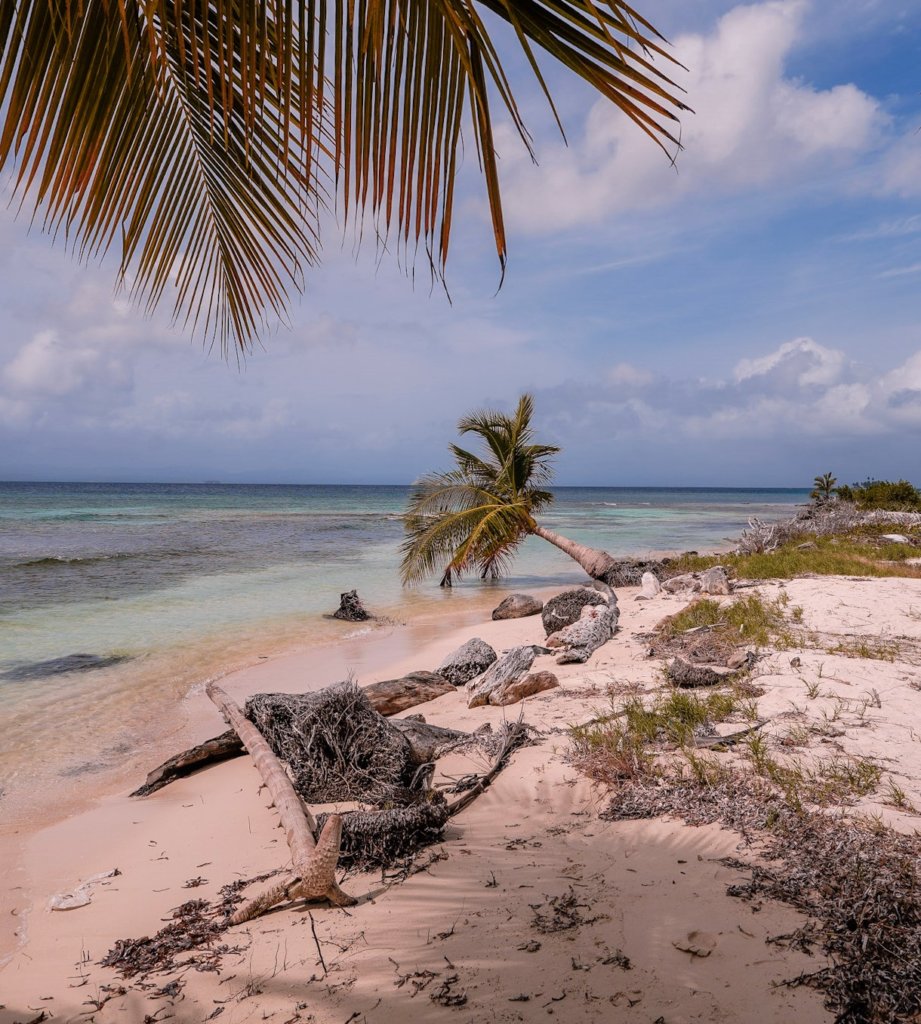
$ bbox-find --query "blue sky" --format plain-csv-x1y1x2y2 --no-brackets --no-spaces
1,0,921,486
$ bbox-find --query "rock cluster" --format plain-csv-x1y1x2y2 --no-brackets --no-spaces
662,567,731,597
541,588,608,635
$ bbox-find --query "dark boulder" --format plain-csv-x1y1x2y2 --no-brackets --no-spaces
436,638,498,686
331,589,373,621
492,593,543,620
541,588,608,636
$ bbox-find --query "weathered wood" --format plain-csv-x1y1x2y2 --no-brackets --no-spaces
134,675,458,797
389,718,470,763
130,730,244,797
667,657,737,688
205,682,355,916
361,671,453,716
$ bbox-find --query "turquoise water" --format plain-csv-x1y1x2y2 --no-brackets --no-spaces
0,482,805,816
0,482,806,675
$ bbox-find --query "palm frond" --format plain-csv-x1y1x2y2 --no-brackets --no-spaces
0,0,687,353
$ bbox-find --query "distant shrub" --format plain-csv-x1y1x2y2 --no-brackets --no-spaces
835,479,921,511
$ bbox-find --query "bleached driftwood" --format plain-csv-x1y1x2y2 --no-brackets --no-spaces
205,682,355,922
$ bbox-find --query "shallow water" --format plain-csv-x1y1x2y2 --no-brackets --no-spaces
0,482,806,822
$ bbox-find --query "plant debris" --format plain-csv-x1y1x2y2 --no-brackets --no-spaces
100,871,279,980
530,888,599,934
605,770,921,1024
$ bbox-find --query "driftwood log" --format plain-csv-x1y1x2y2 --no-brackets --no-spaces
205,682,355,922
133,678,461,797
667,657,737,689
361,671,453,715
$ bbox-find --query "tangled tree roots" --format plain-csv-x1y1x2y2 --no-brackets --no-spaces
245,682,417,804
317,799,450,870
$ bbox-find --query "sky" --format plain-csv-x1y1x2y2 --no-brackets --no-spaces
1,0,921,487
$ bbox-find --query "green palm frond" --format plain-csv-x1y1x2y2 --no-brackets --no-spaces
0,1,687,353
401,392,561,584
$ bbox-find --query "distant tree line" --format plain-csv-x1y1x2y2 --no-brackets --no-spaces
811,473,921,511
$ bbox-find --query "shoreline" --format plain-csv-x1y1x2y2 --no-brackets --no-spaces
5,523,920,1022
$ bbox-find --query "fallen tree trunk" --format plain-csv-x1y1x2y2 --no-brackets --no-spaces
205,682,355,920
134,678,461,797
362,671,454,715
130,730,244,797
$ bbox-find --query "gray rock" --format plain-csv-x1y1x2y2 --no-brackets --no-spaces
637,571,661,600
466,645,537,708
331,589,372,621
662,573,701,595
699,567,731,596
492,593,543,620
882,533,911,544
437,638,498,687
491,670,560,706
541,588,608,636
552,604,617,664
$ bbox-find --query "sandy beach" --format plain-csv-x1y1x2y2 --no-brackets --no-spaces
4,570,920,1024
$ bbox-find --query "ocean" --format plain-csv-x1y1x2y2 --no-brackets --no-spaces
0,481,806,822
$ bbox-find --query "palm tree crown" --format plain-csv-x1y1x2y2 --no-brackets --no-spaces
402,394,618,586
811,472,837,503
0,2,687,354
401,395,559,585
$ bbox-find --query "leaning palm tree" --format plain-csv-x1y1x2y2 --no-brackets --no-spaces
401,394,618,586
0,2,687,355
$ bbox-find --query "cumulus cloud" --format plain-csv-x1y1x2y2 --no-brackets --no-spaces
535,336,921,451
4,330,132,398
500,0,884,231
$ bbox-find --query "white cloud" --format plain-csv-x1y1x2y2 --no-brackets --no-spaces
733,337,845,387
501,0,884,232
4,329,132,398
535,336,921,448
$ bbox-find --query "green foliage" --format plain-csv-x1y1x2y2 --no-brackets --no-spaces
657,593,794,649
836,479,921,510
401,394,558,584
810,472,837,503
668,530,921,582
570,687,743,781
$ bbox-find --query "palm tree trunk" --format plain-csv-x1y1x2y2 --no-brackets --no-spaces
529,523,618,582
206,683,355,913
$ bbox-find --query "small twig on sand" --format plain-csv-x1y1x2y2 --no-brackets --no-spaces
308,912,327,975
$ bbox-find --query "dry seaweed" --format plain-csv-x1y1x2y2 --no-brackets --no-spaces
100,870,279,980
605,771,921,1024
245,682,418,804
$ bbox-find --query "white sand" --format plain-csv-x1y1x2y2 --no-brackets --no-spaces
3,574,920,1024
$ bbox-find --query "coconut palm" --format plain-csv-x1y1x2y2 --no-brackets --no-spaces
401,394,617,586
810,472,837,503
0,2,686,355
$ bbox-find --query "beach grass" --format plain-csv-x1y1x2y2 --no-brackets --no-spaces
668,526,921,581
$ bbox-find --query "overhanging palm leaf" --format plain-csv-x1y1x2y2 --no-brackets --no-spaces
0,1,688,354
402,393,618,586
